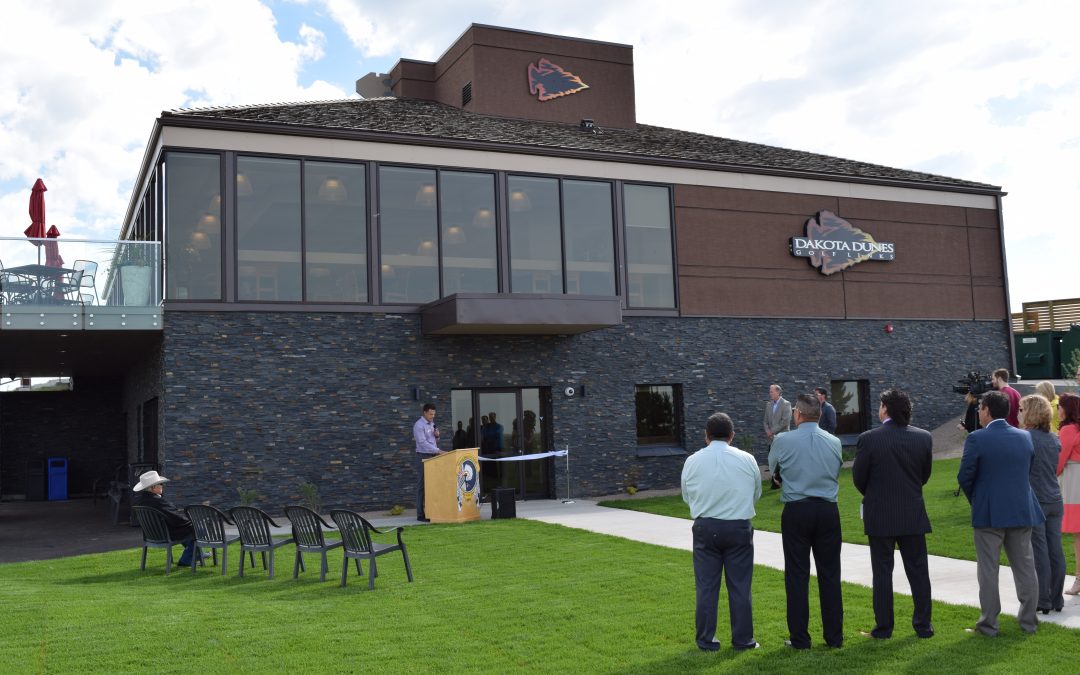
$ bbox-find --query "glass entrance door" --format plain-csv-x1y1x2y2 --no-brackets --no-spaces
452,387,553,499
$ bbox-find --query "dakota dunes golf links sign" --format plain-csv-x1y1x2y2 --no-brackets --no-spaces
790,210,896,275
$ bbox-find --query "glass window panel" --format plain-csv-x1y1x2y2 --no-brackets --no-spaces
237,156,302,301
832,380,871,435
450,390,475,450
304,162,367,302
563,180,615,296
165,152,221,300
440,171,497,295
624,184,675,308
379,166,438,303
635,384,681,446
508,175,562,294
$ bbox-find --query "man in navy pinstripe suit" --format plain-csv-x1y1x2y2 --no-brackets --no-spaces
853,389,935,639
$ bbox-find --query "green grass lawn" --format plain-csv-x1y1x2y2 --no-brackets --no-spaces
601,458,1077,571
0,519,1076,674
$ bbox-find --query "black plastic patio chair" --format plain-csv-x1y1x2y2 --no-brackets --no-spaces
284,505,343,582
229,506,297,579
184,504,243,575
329,509,414,590
131,506,201,575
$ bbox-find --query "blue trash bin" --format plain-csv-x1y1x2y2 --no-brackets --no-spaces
47,457,68,501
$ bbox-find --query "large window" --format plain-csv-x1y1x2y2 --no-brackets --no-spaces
635,384,682,446
564,180,615,296
832,380,871,435
237,156,302,301
440,171,498,294
379,166,439,303
304,162,367,302
165,152,221,300
624,184,675,308
508,175,563,293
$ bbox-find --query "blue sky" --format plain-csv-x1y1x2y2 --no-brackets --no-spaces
0,0,1077,312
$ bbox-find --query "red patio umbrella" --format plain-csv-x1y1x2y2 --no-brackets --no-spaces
25,178,47,239
44,225,64,268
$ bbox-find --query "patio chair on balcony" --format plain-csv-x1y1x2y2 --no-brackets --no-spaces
72,260,99,304
329,509,414,589
283,505,343,582
132,505,203,575
229,506,297,579
184,504,243,575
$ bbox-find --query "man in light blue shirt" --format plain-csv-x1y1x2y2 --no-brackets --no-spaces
768,393,844,649
681,412,762,653
413,402,443,522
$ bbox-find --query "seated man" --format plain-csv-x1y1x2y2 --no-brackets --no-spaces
131,470,204,566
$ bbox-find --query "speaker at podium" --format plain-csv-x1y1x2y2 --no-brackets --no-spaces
422,448,481,523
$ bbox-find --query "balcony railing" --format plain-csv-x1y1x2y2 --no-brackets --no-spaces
0,237,161,330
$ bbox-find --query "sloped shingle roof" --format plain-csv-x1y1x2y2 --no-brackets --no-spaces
163,97,998,192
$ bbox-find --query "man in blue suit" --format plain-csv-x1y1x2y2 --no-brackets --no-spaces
957,390,1045,636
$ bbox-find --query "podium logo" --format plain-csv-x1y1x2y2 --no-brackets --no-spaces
457,458,479,511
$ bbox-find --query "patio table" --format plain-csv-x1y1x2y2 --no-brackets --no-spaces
2,263,80,304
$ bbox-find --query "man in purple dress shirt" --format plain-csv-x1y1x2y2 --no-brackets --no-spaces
413,402,444,522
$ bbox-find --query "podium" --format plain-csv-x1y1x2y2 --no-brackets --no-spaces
423,448,481,523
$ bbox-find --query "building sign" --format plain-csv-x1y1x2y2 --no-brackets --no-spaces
790,210,895,275
528,58,589,101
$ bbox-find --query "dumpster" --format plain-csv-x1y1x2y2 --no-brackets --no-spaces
1062,326,1080,379
47,457,68,501
1014,332,1054,380
25,459,45,501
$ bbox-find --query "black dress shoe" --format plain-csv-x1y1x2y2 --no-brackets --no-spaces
733,642,760,653
1038,608,1051,615
417,516,431,522
783,640,809,650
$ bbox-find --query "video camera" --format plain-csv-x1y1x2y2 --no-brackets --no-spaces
952,371,992,397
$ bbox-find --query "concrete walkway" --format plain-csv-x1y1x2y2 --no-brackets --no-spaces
509,497,1080,630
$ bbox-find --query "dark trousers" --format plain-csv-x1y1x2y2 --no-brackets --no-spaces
1031,500,1066,611
868,534,933,637
414,452,432,519
781,500,843,648
692,518,755,650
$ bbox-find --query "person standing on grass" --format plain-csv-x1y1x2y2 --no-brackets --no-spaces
1056,393,1080,595
852,389,935,640
681,412,762,653
957,390,1044,636
991,368,1022,427
816,387,837,435
768,393,844,650
1019,394,1065,613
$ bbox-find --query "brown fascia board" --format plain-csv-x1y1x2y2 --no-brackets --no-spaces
156,115,1005,197
468,24,634,64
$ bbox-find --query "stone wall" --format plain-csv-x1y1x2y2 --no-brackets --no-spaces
157,312,1010,512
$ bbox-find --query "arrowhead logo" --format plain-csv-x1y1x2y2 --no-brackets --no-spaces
790,210,896,275
527,58,589,101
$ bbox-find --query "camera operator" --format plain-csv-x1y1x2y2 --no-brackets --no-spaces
992,368,1022,427
957,393,982,433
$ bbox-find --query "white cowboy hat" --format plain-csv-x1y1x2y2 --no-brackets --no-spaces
133,470,169,492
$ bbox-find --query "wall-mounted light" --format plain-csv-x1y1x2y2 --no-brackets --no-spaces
416,240,436,255
509,189,531,212
191,231,211,250
236,172,254,196
473,208,495,228
196,212,219,232
415,183,436,206
318,176,347,202
884,323,894,334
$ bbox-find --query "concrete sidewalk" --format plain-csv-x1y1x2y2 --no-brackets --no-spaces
512,497,1080,631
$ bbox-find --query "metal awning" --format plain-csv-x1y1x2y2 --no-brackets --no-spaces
420,293,622,335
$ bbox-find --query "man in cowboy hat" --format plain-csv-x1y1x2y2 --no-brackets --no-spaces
131,470,203,566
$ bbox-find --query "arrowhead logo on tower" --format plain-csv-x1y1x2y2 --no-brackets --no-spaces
527,58,589,101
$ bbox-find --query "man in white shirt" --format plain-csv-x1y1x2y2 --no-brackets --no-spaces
682,412,763,652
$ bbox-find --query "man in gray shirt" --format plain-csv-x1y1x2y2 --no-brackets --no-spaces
768,393,844,649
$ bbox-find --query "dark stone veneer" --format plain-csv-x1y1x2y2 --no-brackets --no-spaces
157,311,1008,511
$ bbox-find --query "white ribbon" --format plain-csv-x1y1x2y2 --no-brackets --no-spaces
478,450,568,462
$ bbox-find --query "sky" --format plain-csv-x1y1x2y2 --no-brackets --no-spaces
0,0,1077,313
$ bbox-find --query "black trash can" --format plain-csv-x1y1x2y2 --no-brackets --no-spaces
25,459,45,501
47,457,68,501
491,487,517,519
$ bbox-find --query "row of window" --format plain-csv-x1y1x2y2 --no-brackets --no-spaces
162,152,676,308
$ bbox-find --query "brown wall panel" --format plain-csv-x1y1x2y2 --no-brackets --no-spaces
967,228,1004,280
973,284,1008,320
965,207,1000,229
838,197,967,226
676,208,810,268
841,219,972,277
845,281,974,319
680,275,844,317
675,185,839,215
